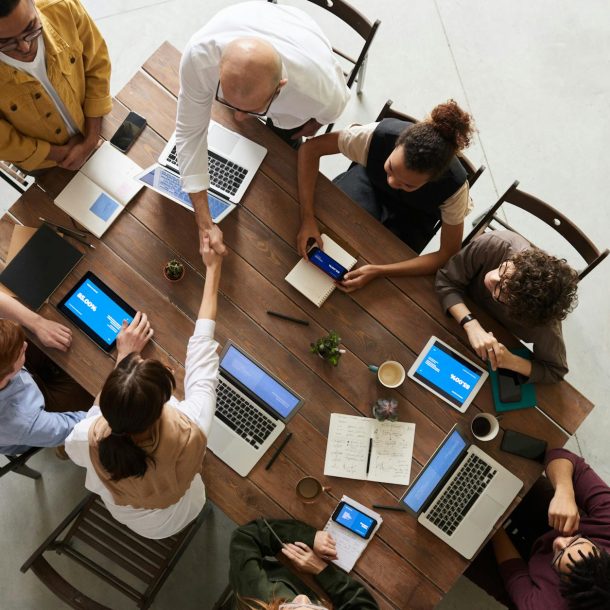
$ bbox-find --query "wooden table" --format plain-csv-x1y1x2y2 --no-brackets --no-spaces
1,43,594,609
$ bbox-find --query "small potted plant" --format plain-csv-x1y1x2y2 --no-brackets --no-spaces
372,398,398,422
163,259,185,282
310,330,345,366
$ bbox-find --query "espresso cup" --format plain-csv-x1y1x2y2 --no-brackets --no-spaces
471,413,500,441
296,476,328,503
368,361,406,388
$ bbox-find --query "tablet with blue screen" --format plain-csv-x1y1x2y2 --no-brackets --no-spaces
58,272,136,352
407,336,488,413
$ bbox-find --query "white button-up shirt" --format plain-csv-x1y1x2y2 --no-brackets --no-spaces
176,1,350,193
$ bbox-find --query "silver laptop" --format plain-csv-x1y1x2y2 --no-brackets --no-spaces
208,341,304,477
158,120,267,203
400,425,523,559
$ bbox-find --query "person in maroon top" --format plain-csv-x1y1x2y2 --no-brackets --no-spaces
469,448,610,609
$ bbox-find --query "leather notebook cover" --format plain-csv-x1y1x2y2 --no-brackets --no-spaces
0,224,83,311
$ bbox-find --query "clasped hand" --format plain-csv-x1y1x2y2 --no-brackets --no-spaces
281,531,337,575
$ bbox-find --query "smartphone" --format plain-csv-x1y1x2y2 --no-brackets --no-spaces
501,429,547,462
498,368,522,403
307,245,347,281
331,501,377,539
110,111,147,153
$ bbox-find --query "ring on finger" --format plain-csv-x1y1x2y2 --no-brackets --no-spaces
487,348,494,352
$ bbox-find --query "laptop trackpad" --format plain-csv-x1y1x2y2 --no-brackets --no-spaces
209,123,239,156
469,495,504,527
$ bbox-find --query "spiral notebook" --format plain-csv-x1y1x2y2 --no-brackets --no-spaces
285,234,357,307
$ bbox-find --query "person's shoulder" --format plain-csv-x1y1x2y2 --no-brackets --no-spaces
474,229,527,250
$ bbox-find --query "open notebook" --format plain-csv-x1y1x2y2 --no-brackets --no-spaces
285,234,357,307
54,142,142,238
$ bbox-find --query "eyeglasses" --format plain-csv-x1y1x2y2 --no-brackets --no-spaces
278,602,328,610
0,25,43,53
215,81,279,117
551,535,596,572
491,261,510,302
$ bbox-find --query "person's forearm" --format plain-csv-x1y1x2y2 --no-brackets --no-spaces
199,265,221,320
448,302,471,323
189,190,213,233
505,354,532,377
546,458,575,494
377,250,450,278
0,293,40,332
492,528,522,564
83,116,102,145
297,140,321,221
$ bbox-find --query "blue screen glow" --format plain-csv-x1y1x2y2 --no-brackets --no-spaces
402,429,467,513
63,278,134,346
414,342,482,407
308,247,347,280
335,503,375,538
220,346,300,419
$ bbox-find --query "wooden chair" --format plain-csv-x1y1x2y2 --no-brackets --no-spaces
464,180,609,282
21,493,212,609
268,0,381,132
0,447,42,480
376,99,485,188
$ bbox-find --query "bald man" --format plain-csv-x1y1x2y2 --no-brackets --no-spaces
176,1,350,255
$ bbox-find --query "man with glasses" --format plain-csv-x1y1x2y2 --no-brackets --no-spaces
435,230,579,383
468,449,610,609
176,1,350,256
228,518,378,609
0,0,111,172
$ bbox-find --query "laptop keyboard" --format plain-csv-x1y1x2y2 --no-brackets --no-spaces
166,146,247,196
215,378,276,449
426,453,497,536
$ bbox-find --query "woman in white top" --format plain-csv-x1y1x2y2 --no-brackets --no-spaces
66,235,222,539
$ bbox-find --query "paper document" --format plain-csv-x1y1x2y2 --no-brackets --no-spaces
324,413,415,485
323,496,382,572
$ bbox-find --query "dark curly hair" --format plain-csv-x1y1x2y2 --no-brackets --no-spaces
561,546,610,609
500,249,579,326
397,99,474,179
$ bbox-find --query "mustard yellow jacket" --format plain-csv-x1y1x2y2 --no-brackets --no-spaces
0,0,112,170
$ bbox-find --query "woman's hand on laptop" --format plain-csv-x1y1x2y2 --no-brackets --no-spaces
116,312,153,363
32,315,72,352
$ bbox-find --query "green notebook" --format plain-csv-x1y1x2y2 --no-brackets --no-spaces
488,347,537,412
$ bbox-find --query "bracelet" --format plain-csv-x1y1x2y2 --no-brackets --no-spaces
459,314,476,327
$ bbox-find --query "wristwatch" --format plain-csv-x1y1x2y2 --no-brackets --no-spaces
459,313,476,327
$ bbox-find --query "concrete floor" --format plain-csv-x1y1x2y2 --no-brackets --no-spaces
1,0,608,608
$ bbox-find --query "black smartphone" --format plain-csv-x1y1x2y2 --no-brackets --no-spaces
307,245,348,281
331,501,377,539
501,429,547,462
110,111,147,153
498,368,522,403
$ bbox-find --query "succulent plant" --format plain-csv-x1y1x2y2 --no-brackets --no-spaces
163,259,184,281
372,398,398,422
310,330,344,366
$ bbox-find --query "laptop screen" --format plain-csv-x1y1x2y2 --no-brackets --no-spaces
220,345,301,419
402,428,467,514
413,340,484,408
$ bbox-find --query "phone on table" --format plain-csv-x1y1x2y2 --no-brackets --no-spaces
498,368,523,403
307,244,347,281
110,111,147,153
331,501,377,539
501,429,547,463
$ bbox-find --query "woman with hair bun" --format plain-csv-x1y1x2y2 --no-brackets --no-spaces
297,100,475,291
65,233,223,539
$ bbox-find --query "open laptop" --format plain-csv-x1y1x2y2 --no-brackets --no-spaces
400,425,523,559
208,341,304,477
158,120,267,203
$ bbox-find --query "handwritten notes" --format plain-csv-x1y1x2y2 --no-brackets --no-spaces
324,414,415,485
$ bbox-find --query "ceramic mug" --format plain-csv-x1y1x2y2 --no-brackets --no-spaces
368,360,406,388
296,476,329,503
471,413,500,441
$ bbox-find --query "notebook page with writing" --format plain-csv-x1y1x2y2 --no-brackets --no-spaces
324,413,415,485
285,234,357,307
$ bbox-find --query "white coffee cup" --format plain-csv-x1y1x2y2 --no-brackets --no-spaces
471,413,500,441
368,360,406,388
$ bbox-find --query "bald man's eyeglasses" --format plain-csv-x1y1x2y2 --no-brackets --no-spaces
215,81,280,117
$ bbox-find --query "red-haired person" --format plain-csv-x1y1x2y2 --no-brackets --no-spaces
0,292,90,454
297,100,475,291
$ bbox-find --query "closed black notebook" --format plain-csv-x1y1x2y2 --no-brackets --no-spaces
0,225,83,311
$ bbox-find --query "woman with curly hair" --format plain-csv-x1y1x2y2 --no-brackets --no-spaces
297,100,475,291
435,230,579,383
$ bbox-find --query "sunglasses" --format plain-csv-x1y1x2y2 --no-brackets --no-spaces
214,81,280,117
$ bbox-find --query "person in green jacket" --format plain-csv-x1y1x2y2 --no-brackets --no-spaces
229,518,379,609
